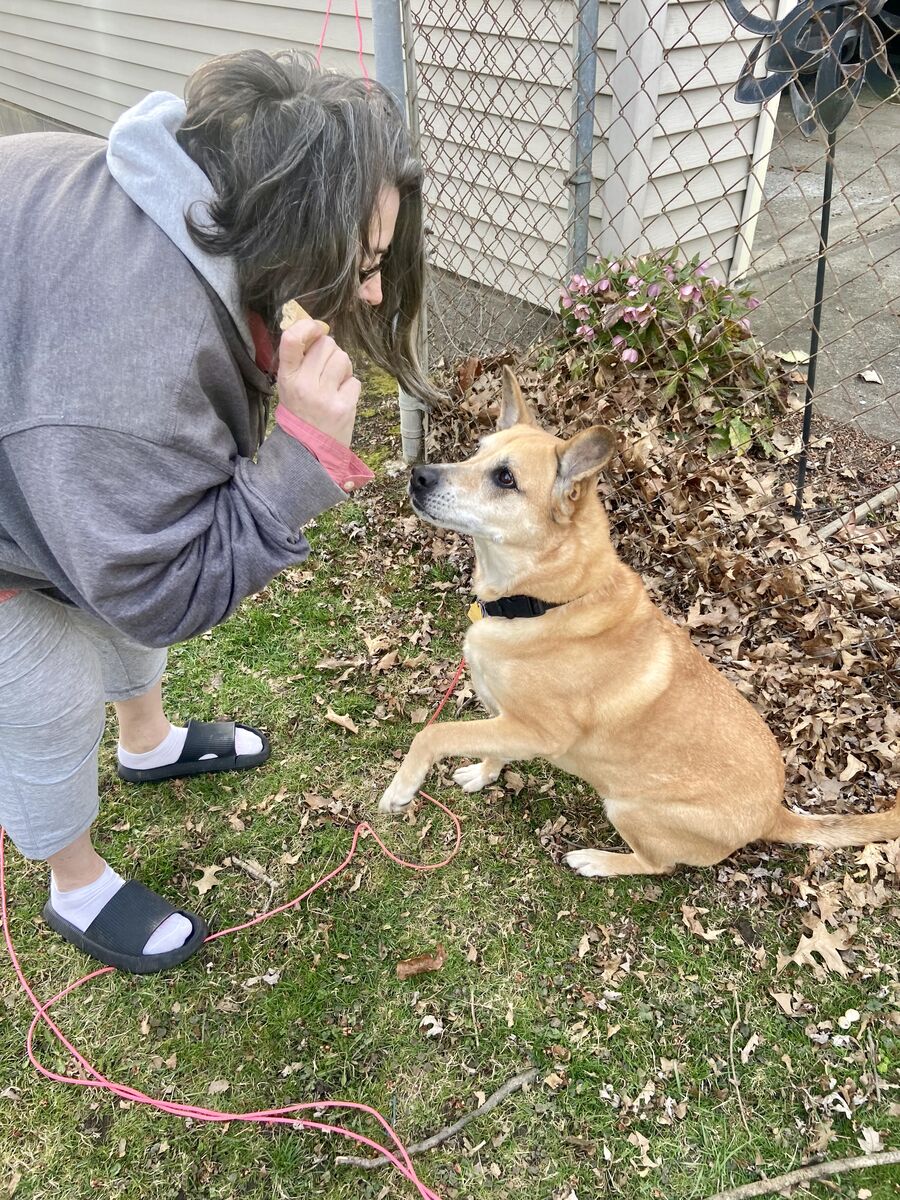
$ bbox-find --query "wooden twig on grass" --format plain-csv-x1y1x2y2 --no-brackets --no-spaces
228,856,279,911
704,1148,900,1199
818,479,900,540
727,992,751,1138
229,855,279,890
334,1067,539,1169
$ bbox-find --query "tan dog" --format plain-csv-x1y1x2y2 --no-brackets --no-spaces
379,367,900,876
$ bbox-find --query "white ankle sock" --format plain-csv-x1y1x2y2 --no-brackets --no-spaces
50,864,193,956
117,723,263,770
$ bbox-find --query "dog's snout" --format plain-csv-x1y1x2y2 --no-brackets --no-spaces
410,465,441,493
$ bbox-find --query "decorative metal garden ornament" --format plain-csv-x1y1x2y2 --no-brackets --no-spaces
726,0,899,517
726,0,900,135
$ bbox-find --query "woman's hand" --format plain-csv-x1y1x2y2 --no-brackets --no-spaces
276,319,361,448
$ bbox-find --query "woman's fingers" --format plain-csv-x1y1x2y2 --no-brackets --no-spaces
277,319,329,374
275,313,359,447
319,344,354,389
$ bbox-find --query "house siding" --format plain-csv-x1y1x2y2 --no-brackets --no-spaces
0,0,373,136
409,0,774,309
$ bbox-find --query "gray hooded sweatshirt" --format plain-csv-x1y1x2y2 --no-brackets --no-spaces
0,92,347,648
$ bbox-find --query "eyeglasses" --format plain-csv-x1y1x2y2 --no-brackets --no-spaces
358,250,389,285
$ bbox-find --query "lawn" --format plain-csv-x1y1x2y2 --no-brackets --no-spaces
2,371,898,1200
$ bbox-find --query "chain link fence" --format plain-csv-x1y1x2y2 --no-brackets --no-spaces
397,0,899,444
383,0,899,818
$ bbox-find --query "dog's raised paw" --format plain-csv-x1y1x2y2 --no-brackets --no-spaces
378,777,417,814
452,761,501,793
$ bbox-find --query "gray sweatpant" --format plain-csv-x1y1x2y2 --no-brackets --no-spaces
0,591,167,859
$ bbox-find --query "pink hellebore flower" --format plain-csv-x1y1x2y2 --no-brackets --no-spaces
664,265,676,282
747,296,761,310
576,323,596,341
612,335,626,348
573,303,592,319
609,261,621,273
647,282,661,300
623,303,654,326
621,347,639,364
570,273,591,296
559,287,573,310
680,283,702,304
627,274,640,287
738,317,752,334
593,277,611,293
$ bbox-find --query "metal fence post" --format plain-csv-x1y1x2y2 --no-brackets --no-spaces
372,0,429,463
568,0,600,274
372,0,406,111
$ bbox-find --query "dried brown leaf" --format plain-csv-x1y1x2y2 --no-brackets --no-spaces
777,917,853,979
194,865,223,896
374,650,399,673
681,903,724,942
324,708,359,735
396,943,448,980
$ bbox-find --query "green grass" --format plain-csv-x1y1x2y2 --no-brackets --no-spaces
2,377,899,1200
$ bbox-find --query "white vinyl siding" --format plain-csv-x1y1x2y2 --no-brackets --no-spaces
0,0,374,136
410,0,575,308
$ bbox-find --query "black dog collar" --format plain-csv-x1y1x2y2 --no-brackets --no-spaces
475,594,560,620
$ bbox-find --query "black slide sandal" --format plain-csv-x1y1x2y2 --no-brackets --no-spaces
42,880,208,975
117,720,271,784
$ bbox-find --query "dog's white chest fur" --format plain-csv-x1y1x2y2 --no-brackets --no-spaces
463,625,503,715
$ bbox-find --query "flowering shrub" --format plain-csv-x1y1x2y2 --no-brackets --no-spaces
553,251,780,457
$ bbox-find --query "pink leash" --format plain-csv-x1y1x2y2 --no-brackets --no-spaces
316,0,370,81
1,660,467,1199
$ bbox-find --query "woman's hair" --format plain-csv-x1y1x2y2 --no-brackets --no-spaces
176,49,438,403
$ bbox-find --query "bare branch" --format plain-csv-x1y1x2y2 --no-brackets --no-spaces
818,480,900,540
334,1067,539,1169
705,1148,900,1199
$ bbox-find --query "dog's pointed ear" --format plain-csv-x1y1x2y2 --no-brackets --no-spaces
552,426,617,521
497,366,537,430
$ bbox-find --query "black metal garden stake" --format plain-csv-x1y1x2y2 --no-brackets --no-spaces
725,0,900,519
794,124,836,520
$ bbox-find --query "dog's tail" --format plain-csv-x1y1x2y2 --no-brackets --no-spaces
766,787,900,849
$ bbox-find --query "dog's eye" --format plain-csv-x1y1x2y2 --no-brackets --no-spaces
492,466,517,490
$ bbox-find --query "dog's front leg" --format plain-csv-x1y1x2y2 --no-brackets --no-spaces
378,717,551,813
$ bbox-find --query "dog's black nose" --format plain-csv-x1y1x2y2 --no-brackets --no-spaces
410,465,440,493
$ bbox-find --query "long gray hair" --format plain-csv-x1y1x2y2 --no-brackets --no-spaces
176,49,438,403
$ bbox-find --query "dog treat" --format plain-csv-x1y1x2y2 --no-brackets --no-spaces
395,942,447,981
279,299,330,336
